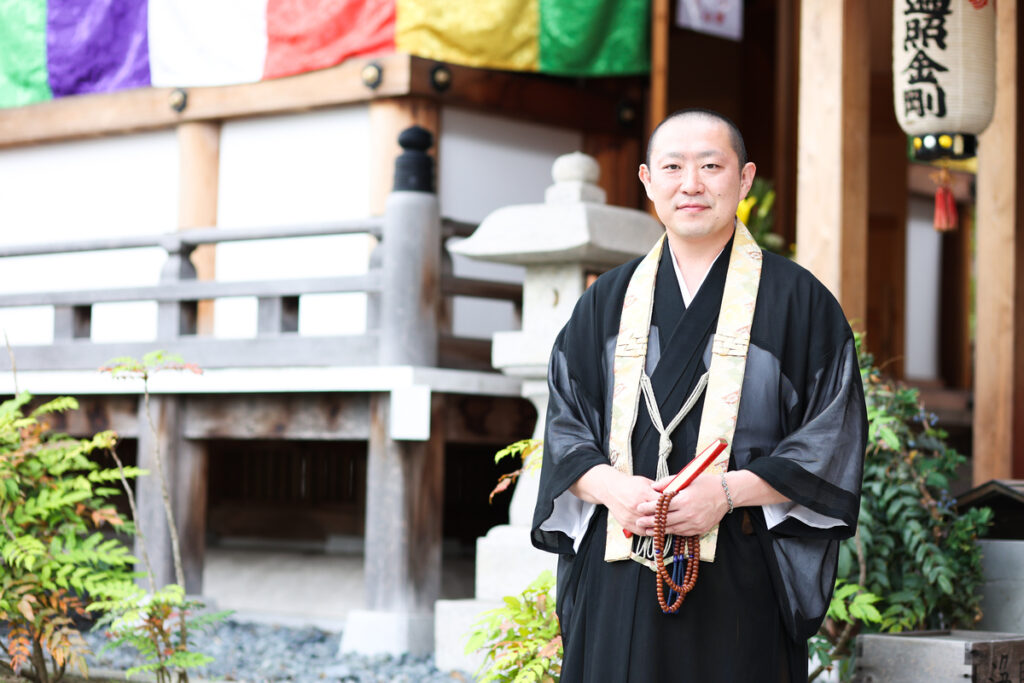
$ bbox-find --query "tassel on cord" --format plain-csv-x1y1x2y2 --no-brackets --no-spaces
930,166,958,232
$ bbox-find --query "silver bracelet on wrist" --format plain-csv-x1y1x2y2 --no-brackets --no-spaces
720,472,735,514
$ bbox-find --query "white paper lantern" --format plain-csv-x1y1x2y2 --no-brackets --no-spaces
892,0,996,160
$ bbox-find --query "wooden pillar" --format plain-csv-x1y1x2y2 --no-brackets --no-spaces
134,396,180,590
794,0,870,327
648,0,670,135
974,0,1024,483
177,121,220,335
341,392,445,655
369,97,439,216
173,438,207,594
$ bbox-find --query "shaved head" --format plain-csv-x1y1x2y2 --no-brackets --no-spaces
646,108,748,170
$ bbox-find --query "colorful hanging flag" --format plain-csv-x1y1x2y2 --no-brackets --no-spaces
0,0,649,111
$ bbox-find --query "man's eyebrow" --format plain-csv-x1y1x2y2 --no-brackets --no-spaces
658,150,725,161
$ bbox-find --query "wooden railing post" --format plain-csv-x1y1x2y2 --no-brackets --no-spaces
377,125,441,367
157,236,198,339
342,126,446,657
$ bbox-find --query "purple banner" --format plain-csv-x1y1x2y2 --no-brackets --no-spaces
47,0,150,97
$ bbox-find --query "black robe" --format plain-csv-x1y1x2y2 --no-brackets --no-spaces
531,236,867,682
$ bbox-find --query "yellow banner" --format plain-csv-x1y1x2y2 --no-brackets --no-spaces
395,0,540,72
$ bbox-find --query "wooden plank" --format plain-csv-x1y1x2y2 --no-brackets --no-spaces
183,394,371,440
407,58,643,138
444,394,536,445
582,132,644,210
0,219,383,258
437,336,493,372
795,0,870,329
0,335,379,372
42,396,140,439
440,276,521,302
975,0,1022,483
177,122,221,336
0,273,380,308
369,97,440,215
0,54,414,150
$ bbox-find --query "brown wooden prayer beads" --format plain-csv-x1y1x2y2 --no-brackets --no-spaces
652,488,699,613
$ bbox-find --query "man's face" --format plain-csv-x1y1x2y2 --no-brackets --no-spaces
638,116,755,248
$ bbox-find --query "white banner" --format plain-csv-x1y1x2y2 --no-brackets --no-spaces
676,0,743,42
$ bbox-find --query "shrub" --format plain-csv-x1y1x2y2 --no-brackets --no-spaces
809,336,992,680
0,393,141,682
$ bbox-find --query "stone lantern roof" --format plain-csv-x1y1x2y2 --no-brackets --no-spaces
450,151,663,269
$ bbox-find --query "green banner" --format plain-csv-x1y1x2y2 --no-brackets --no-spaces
0,0,52,109
538,0,649,76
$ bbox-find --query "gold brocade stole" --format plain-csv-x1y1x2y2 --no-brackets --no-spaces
604,223,763,568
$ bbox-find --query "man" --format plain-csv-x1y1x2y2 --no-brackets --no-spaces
531,109,866,682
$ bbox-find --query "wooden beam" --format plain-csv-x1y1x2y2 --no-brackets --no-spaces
794,0,870,328
183,394,372,440
0,53,414,150
974,0,1023,483
369,97,440,215
0,54,640,151
177,122,220,335
38,395,140,438
406,59,642,138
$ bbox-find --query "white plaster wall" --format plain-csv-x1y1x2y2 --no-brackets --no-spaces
904,196,942,380
439,107,582,339
0,132,178,345
215,106,374,338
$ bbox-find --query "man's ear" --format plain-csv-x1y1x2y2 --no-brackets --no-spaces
739,162,756,199
638,164,654,200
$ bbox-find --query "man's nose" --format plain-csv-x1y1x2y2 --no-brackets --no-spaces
679,167,702,193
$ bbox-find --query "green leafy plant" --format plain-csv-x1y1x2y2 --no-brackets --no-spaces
809,335,992,681
97,351,228,683
465,570,562,683
737,177,791,257
489,439,542,503
0,393,141,682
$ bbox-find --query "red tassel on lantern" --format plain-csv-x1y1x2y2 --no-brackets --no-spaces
931,167,958,232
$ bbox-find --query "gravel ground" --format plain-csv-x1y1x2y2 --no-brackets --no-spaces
80,620,471,683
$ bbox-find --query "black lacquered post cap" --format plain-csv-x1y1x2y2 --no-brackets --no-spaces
393,125,435,193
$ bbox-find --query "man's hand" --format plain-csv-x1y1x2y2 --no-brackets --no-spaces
635,473,728,537
569,465,659,537
633,469,790,537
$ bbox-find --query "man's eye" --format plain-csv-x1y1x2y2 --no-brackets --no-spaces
703,163,720,170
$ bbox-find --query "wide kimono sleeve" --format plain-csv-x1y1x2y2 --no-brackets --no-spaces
734,256,868,640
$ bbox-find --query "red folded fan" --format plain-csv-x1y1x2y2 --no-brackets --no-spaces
659,438,729,495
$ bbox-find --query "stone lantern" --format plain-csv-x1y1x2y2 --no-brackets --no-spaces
434,152,663,672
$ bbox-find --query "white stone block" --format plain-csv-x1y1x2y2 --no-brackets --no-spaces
339,610,434,656
978,540,1024,633
475,525,557,601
